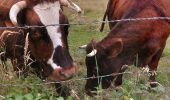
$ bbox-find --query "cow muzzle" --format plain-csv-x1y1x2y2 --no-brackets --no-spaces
50,64,77,81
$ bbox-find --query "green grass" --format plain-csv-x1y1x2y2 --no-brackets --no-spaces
1,0,170,99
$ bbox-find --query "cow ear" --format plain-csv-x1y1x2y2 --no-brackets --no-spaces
102,38,123,58
86,39,97,53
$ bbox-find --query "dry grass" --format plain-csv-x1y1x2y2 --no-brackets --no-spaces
1,0,170,99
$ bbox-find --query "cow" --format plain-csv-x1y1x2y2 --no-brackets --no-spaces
100,0,170,32
84,0,170,96
0,0,81,96
100,0,141,32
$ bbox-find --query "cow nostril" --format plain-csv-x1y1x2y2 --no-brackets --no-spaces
59,70,66,77
59,70,70,78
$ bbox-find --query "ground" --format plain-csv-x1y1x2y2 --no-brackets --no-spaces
0,0,170,100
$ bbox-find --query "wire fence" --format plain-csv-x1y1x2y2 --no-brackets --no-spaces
0,70,166,87
0,17,170,30
1,16,170,87
0,71,132,87
0,65,170,87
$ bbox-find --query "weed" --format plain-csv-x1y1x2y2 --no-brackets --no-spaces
1,0,170,99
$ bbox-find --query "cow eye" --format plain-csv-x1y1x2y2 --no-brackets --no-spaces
29,28,42,39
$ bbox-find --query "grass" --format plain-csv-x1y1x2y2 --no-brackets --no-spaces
1,0,170,99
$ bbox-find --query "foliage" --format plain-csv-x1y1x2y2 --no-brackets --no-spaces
0,0,170,99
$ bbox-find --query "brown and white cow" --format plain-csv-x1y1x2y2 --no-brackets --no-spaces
0,0,81,94
85,0,170,96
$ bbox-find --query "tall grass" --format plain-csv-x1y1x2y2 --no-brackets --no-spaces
0,0,170,99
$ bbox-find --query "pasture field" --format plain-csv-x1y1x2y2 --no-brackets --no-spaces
1,0,170,99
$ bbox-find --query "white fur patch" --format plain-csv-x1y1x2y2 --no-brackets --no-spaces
33,1,62,69
47,54,61,69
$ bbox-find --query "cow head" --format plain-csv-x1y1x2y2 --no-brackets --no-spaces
85,38,123,95
9,0,81,81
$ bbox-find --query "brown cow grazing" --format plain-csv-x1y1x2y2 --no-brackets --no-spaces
85,0,170,96
100,0,170,32
0,0,81,96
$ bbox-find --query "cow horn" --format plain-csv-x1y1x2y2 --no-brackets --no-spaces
9,1,27,25
87,49,97,57
60,0,82,13
79,45,87,49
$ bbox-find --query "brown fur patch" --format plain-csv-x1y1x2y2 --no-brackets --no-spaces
0,0,18,8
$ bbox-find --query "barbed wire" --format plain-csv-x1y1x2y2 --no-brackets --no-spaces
0,71,131,87
0,17,170,30
1,68,170,87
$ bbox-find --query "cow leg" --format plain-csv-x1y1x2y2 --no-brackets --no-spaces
138,40,165,87
148,49,163,87
138,40,162,68
114,65,128,87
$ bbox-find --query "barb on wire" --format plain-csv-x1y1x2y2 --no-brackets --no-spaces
0,17,170,30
